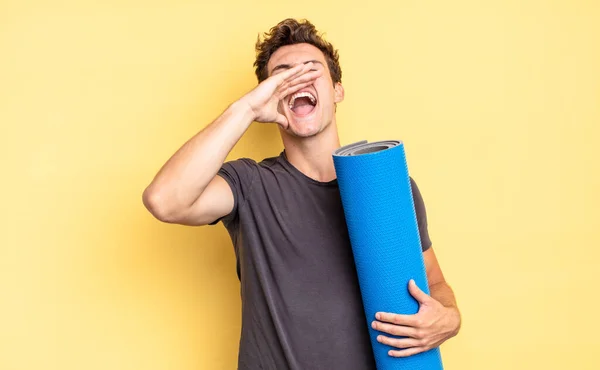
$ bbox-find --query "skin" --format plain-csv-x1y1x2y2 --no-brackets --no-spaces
142,42,461,357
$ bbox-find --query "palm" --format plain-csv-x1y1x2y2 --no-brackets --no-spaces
241,62,321,128
247,78,287,123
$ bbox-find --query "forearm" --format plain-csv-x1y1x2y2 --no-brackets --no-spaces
143,100,254,214
429,281,457,309
429,281,461,334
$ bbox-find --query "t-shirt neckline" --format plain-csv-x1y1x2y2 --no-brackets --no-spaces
279,150,338,187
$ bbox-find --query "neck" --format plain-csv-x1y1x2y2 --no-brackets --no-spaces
280,119,341,183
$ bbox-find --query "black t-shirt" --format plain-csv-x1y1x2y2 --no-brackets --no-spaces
211,151,432,370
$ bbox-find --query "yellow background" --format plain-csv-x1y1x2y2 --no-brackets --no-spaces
2,0,599,369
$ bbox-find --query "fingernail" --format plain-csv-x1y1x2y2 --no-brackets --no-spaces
375,313,380,320
371,321,376,329
377,336,383,342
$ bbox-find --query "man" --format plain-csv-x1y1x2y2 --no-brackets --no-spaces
143,18,461,370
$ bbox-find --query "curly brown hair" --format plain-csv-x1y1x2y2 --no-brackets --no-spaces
253,18,342,85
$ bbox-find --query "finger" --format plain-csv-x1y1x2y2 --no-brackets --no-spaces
276,62,312,83
375,312,421,327
286,68,322,86
283,61,316,82
274,113,288,128
408,279,433,304
278,79,318,100
377,335,422,349
371,321,419,338
389,346,427,358
278,69,322,94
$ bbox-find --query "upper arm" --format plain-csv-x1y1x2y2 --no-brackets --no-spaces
423,247,446,286
176,158,257,226
410,178,432,252
173,175,234,226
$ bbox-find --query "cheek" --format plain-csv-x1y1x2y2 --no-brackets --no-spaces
315,82,335,105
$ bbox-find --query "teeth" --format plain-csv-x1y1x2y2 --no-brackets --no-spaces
288,91,316,109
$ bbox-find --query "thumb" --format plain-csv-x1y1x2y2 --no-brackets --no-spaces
408,279,432,304
274,113,288,129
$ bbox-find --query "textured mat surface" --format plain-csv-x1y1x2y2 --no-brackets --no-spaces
333,140,443,370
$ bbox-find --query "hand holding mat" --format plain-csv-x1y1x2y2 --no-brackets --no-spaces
333,140,444,370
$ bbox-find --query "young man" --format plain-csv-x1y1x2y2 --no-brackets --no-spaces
143,18,461,370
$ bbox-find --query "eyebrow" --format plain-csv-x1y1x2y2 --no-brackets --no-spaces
271,60,323,74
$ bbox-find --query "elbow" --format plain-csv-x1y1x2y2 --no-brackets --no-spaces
142,186,180,223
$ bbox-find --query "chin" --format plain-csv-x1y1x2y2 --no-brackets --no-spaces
290,129,320,138
286,116,323,138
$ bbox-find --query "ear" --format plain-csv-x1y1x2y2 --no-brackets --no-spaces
334,82,345,103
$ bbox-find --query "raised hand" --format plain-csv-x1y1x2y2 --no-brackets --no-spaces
240,62,322,128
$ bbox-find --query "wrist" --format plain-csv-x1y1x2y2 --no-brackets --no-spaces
230,98,257,124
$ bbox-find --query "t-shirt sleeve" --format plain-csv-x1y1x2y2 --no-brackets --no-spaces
409,177,433,252
209,158,258,227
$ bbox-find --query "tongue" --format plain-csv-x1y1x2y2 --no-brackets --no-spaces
291,97,315,116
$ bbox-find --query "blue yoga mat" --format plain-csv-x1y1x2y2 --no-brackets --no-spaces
333,140,443,370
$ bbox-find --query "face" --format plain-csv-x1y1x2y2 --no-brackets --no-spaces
267,43,344,138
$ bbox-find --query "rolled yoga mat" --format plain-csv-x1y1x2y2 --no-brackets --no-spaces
333,140,443,370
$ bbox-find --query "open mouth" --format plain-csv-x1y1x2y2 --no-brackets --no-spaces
288,91,317,117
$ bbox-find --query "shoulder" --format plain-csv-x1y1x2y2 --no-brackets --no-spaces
409,176,420,193
408,176,427,210
222,157,258,170
219,154,284,181
258,152,287,169
224,153,281,169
